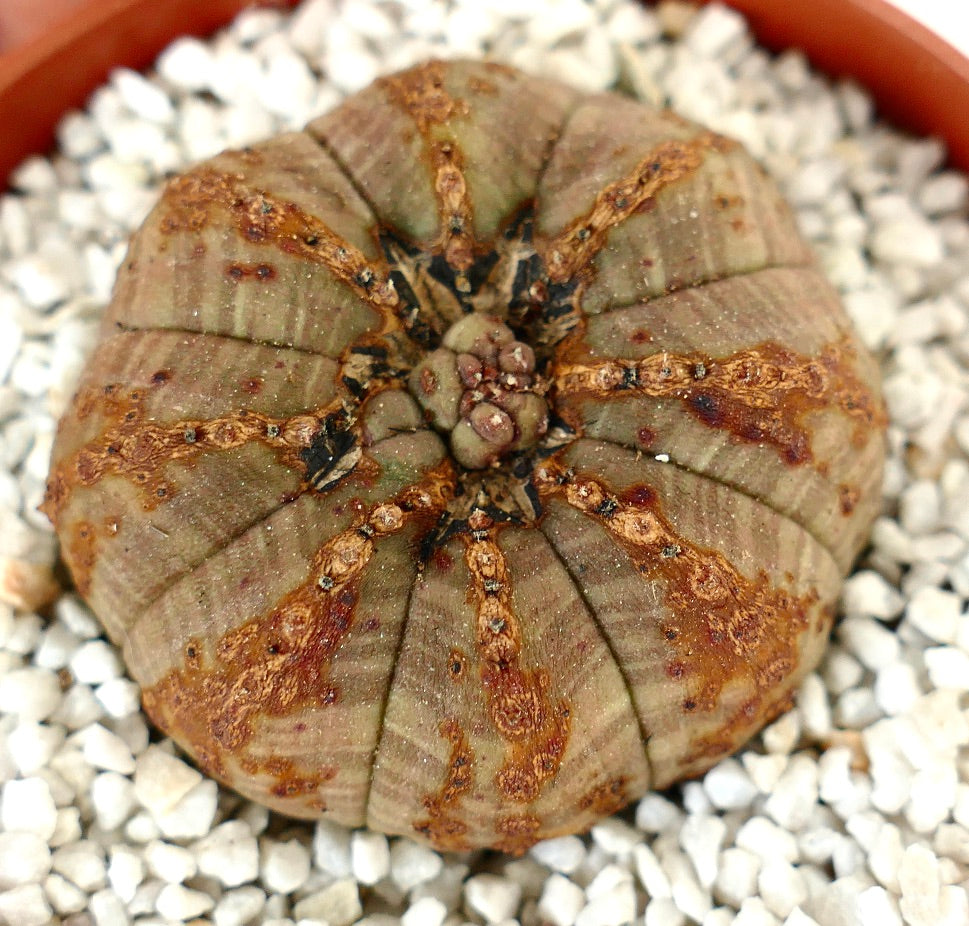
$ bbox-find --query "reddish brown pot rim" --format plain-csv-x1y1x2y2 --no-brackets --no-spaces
0,0,967,188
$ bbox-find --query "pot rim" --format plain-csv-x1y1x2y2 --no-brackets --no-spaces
0,0,966,187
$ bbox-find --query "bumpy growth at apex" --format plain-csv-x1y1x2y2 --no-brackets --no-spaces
43,59,886,852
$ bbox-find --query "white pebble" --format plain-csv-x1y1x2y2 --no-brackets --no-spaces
525,0,594,45
4,250,78,310
531,834,587,873
402,895,448,926
89,888,128,926
898,844,946,926
733,896,781,925
742,753,789,793
586,863,633,900
758,859,807,919
145,839,198,884
81,721,135,774
836,687,882,730
714,847,760,908
644,895,687,926
95,677,142,717
823,649,864,696
33,621,81,670
873,661,922,716
682,781,713,816
351,830,390,886
0,884,52,926
867,823,904,893
133,745,202,817
6,721,64,774
818,747,854,805
636,793,684,832
258,53,318,121
45,872,87,915
56,110,104,159
857,885,903,926
0,666,62,720
591,817,640,856
390,838,442,890
797,673,832,738
112,67,176,123
635,843,671,899
465,873,522,923
763,711,801,755
870,214,945,267
261,838,311,894
90,770,137,831
764,755,819,831
155,778,219,840
193,820,259,887
69,639,123,684
679,815,725,888
900,480,942,534
924,645,969,689
577,878,637,926
661,847,711,923
107,846,144,903
906,586,962,643
156,36,218,91
49,807,82,848
537,872,585,926
735,817,799,863
51,841,106,892
9,157,57,193
51,682,104,729
213,886,266,926
907,764,958,833
312,819,352,877
919,172,968,215
292,878,361,926
55,595,101,639
0,831,50,888
126,878,163,917
156,882,214,920
838,616,900,670
704,757,758,810
1,776,57,839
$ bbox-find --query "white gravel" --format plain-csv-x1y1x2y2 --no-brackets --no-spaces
1,0,969,923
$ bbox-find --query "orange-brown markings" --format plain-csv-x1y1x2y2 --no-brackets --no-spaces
41,379,355,522
682,689,794,768
838,483,860,516
242,755,335,808
431,141,475,271
224,261,277,282
62,517,118,597
462,514,572,807
447,648,467,681
378,60,477,271
412,719,474,852
538,132,734,284
141,466,454,789
553,338,886,470
159,168,402,334
578,776,629,817
495,813,542,855
378,60,470,132
533,462,818,728
713,192,745,211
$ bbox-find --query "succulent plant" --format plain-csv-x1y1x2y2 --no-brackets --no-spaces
43,59,885,852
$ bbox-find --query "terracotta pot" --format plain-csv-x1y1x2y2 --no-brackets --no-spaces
0,0,966,183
